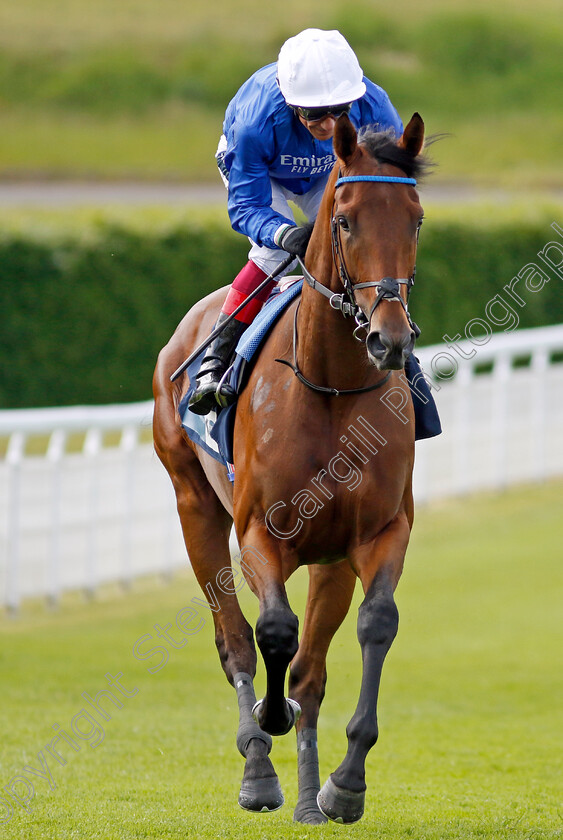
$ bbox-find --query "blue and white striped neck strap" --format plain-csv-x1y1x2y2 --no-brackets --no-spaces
335,175,416,187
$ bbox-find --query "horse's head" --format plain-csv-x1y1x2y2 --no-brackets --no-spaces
330,113,426,370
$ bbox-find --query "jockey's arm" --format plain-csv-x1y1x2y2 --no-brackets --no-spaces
226,125,295,251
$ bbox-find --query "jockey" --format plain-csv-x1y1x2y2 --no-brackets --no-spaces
189,28,403,415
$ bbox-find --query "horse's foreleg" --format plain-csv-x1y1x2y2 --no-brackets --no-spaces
237,527,300,738
254,589,300,736
289,562,356,825
318,513,410,824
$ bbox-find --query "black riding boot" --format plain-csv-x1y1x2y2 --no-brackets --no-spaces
188,313,248,415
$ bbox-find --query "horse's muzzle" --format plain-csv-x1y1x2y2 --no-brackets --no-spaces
366,329,415,370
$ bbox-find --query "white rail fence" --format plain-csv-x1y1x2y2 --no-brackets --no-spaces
0,402,185,611
414,324,563,501
1,324,563,611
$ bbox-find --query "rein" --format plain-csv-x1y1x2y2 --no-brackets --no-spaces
275,173,421,397
275,301,392,397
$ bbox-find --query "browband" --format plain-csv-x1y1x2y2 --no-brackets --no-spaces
335,175,416,187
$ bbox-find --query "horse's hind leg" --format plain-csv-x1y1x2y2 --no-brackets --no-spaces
153,416,282,811
289,562,357,825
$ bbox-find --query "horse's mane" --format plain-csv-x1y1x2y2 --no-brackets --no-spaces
358,126,433,181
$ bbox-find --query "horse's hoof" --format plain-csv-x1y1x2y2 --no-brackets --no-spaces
286,698,301,721
293,800,328,825
317,777,365,824
251,698,301,736
238,776,284,813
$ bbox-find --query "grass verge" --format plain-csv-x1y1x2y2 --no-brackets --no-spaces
0,479,561,838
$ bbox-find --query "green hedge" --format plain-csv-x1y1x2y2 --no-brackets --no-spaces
1,219,562,408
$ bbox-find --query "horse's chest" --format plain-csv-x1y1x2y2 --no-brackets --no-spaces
236,371,411,549
253,423,402,546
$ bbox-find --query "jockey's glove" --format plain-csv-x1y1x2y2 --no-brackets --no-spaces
274,221,315,259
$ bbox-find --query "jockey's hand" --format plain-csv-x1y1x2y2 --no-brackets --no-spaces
275,222,315,259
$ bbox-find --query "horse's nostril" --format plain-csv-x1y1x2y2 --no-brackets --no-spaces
366,331,386,359
367,329,416,368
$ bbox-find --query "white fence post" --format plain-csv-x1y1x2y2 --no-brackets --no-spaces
491,353,511,490
84,426,102,599
47,429,66,608
453,364,473,495
531,347,549,481
5,432,25,613
120,424,138,590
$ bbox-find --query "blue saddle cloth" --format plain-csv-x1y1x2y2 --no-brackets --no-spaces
178,280,441,481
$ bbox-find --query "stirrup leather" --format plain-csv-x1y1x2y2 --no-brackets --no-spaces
215,364,237,409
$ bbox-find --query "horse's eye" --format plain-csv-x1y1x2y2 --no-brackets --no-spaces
337,216,350,232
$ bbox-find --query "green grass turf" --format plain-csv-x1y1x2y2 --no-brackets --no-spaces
1,479,562,839
0,0,562,186
3,0,561,54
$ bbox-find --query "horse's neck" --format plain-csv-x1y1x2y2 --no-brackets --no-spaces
295,258,371,392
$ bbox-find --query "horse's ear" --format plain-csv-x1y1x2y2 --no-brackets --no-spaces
399,112,425,157
333,113,358,165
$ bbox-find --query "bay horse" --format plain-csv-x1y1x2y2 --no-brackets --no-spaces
153,112,427,824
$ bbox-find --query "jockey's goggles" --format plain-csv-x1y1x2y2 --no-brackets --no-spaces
293,102,353,122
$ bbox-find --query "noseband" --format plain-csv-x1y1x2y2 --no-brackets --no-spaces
298,174,421,341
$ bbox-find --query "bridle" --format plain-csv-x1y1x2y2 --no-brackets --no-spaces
298,174,421,342
275,172,422,397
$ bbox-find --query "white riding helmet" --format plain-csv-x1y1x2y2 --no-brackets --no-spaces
277,28,366,108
